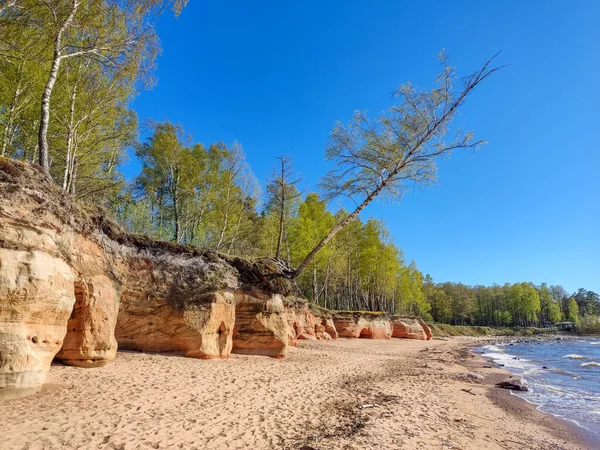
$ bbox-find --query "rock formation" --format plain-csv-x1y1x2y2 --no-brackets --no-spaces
0,158,432,399
391,317,433,340
496,376,528,391
0,248,76,397
232,290,290,358
419,319,433,340
0,158,292,397
332,312,393,339
332,313,432,341
285,301,339,346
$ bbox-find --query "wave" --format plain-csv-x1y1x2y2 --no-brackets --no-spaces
482,344,505,353
478,342,600,436
545,385,567,393
581,362,600,368
549,368,580,378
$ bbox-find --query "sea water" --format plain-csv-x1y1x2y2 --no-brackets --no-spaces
481,338,600,437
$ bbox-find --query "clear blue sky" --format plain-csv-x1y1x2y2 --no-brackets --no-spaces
122,0,599,293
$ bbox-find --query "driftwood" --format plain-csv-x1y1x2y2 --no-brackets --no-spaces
357,403,379,409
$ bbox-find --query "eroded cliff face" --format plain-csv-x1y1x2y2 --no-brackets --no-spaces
285,301,338,346
332,313,433,341
0,158,432,399
391,317,433,340
333,312,393,339
0,159,292,397
0,248,75,396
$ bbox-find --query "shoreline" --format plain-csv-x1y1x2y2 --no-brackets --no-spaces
0,337,597,449
462,338,598,449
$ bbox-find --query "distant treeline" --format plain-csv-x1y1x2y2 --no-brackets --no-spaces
423,282,599,332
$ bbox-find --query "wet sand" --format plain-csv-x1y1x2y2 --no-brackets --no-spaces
0,338,594,449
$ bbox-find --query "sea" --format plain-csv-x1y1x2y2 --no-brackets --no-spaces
480,338,600,439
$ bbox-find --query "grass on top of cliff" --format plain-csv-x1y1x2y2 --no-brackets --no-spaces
0,157,295,295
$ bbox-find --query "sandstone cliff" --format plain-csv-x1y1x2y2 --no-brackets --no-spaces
333,312,393,339
0,158,432,399
332,312,433,341
285,300,338,345
0,158,294,397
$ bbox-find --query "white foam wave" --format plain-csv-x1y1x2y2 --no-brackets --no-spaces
581,362,600,368
544,385,566,393
481,348,537,373
563,354,587,359
482,344,505,353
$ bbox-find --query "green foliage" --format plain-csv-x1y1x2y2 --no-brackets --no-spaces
568,297,580,323
0,0,186,198
572,288,599,316
576,315,600,334
422,279,597,330
130,121,261,254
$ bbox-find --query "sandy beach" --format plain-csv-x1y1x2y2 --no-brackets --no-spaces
0,338,594,450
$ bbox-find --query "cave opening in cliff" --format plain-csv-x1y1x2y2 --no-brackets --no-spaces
359,328,373,339
217,321,228,354
64,282,86,339
53,281,86,363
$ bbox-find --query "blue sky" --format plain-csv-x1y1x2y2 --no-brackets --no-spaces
123,0,599,293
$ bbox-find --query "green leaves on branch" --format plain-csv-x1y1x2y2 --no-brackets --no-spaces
292,52,501,278
131,121,261,253
0,0,187,182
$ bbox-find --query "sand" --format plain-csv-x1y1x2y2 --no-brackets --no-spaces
0,338,595,449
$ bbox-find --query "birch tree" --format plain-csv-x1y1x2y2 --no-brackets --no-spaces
135,121,195,243
1,0,188,175
266,156,301,260
291,52,501,279
51,57,136,199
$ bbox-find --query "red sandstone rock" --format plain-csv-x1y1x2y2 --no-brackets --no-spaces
0,159,295,396
322,318,338,339
332,314,392,339
116,288,235,359
418,319,433,340
285,303,339,345
391,317,431,340
56,275,120,367
232,292,289,358
0,248,76,397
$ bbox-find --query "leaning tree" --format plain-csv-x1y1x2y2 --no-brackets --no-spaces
291,52,502,279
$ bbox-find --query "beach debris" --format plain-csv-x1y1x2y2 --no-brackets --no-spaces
461,388,476,396
496,376,528,391
466,372,484,381
358,403,379,409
